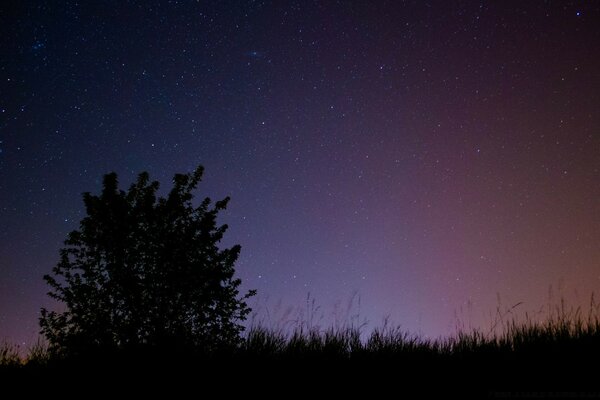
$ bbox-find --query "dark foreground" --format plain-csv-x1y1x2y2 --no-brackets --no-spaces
4,314,600,398
4,343,600,398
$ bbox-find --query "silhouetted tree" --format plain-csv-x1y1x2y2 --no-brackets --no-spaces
40,166,255,356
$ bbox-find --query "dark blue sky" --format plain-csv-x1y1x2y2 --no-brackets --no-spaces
1,1,599,346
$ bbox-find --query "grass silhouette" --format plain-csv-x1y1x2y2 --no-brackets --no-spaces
2,296,600,395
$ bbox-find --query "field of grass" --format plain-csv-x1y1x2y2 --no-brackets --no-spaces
3,298,600,395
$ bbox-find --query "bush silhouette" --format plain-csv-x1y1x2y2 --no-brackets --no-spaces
40,166,255,356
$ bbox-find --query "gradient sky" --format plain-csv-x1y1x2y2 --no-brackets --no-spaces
1,1,599,346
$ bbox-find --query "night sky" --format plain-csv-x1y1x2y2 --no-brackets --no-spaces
2,1,599,346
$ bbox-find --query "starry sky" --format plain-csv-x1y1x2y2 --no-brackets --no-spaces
1,1,599,346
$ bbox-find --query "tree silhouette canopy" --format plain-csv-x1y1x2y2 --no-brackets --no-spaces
40,166,255,355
